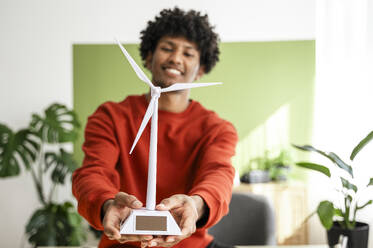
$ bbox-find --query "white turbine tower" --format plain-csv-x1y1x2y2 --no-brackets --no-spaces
115,38,221,235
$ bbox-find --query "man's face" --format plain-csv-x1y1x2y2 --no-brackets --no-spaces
146,36,205,88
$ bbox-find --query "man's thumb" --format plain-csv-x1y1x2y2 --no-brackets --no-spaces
114,192,143,208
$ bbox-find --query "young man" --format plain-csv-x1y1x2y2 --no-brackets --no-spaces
72,7,237,248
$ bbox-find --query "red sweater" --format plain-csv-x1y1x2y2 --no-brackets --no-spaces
72,95,238,248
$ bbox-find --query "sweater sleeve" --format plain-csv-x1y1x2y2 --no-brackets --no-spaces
188,121,238,229
72,104,120,230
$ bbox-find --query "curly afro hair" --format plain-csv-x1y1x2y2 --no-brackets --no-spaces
139,7,220,74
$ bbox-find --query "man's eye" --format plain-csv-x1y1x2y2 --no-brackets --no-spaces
161,47,172,52
184,53,194,57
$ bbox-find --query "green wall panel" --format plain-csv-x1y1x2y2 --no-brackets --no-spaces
73,40,315,175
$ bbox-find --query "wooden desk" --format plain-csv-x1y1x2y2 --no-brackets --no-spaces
234,182,308,245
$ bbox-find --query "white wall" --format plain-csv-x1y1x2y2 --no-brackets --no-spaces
0,0,315,247
310,0,373,247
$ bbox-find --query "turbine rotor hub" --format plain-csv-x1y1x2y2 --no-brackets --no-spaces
151,87,161,99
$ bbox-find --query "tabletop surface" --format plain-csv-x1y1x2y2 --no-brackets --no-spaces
236,245,328,248
40,245,329,248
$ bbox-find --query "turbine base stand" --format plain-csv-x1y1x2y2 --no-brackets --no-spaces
120,209,181,235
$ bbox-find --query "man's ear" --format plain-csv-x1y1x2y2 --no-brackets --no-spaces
194,66,205,81
145,52,153,70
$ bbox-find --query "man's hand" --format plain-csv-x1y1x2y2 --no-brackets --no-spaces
102,192,153,244
141,194,206,247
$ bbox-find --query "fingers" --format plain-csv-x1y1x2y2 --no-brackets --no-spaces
149,195,199,247
117,234,153,244
180,211,197,235
144,236,176,247
144,233,189,247
114,192,143,209
103,206,127,240
113,194,198,247
103,211,125,240
103,224,121,240
103,192,144,241
156,194,185,211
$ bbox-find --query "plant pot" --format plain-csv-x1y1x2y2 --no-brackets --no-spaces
327,221,369,248
240,170,270,184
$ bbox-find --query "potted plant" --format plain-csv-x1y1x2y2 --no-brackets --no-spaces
0,103,86,247
240,150,292,183
268,150,292,181
240,155,271,184
293,131,373,248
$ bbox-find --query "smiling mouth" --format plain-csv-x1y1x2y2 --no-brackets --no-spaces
163,67,183,76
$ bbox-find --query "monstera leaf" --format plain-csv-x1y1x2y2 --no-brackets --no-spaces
26,202,86,247
30,103,80,143
0,124,39,177
45,148,77,184
1,102,85,247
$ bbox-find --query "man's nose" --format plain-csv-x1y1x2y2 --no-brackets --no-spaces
168,50,182,65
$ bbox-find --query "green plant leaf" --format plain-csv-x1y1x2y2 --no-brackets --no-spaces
30,103,80,143
26,206,57,246
335,208,343,217
293,144,353,177
367,178,373,187
1,103,83,246
25,208,48,234
328,152,353,177
26,202,85,246
293,144,329,157
0,124,40,177
44,148,77,184
296,162,331,177
340,177,358,192
317,201,335,230
67,211,81,226
350,131,373,160
63,201,74,209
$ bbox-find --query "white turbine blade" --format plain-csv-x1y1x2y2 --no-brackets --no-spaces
115,38,154,89
129,96,156,154
161,82,222,93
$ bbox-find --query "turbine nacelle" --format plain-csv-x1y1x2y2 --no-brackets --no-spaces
151,87,162,99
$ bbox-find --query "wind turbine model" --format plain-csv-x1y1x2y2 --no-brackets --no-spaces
115,38,221,235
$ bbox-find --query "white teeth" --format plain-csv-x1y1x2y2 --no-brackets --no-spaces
166,68,181,75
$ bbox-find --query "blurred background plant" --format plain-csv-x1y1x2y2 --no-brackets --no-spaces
0,103,86,247
293,130,373,230
240,149,293,183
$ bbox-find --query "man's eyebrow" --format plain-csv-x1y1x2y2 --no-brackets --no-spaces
161,40,197,50
184,45,197,50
